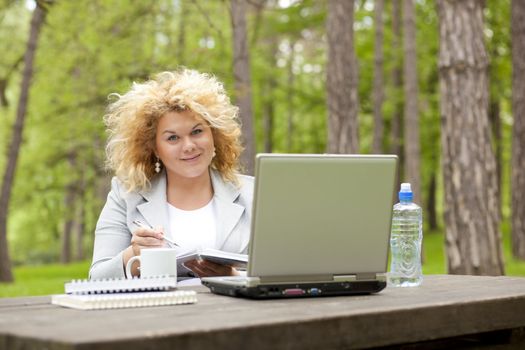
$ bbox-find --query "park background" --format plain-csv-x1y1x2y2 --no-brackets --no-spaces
1,0,524,296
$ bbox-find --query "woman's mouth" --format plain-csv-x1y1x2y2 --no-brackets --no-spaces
181,154,201,162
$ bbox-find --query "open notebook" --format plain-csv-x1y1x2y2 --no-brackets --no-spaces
178,249,248,271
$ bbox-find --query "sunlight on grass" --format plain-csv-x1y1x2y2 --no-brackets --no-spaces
421,223,525,276
422,229,447,275
0,261,90,298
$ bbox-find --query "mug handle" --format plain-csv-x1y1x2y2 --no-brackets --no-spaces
125,256,141,279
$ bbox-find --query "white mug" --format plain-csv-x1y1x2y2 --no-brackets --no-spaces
126,248,178,279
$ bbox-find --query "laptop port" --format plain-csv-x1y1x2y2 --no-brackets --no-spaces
283,288,305,296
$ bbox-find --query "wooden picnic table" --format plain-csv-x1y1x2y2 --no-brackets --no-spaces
1,274,524,349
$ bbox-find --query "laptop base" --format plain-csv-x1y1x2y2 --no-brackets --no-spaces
202,280,387,299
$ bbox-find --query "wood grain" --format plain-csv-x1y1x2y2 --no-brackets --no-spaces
1,275,524,349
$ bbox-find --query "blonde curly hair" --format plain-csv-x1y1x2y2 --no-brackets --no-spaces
104,69,243,192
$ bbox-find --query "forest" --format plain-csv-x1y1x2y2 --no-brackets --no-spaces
0,0,524,283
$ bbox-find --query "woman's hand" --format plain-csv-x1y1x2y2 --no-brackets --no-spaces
123,226,165,277
130,226,165,256
184,259,240,277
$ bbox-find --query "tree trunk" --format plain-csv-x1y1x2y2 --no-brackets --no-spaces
176,0,187,64
263,79,274,153
372,0,385,154
326,0,359,154
61,152,77,264
390,0,403,189
403,0,421,205
0,3,47,282
0,79,7,108
287,40,295,152
75,186,85,261
0,55,24,109
437,0,504,275
511,0,525,259
230,0,255,174
426,173,438,230
61,183,75,264
489,100,502,218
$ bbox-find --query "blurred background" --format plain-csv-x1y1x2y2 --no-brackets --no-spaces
1,0,524,295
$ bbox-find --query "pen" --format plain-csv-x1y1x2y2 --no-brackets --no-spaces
132,220,179,247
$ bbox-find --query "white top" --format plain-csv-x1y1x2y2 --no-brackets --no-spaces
167,199,217,252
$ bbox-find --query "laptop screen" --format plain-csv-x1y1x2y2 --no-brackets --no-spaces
248,154,397,278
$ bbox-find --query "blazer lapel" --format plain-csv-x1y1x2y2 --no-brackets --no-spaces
211,170,244,250
136,172,171,236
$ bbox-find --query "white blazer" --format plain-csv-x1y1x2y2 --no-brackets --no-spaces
89,169,254,279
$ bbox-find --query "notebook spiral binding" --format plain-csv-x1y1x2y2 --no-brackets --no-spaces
52,290,198,310
65,276,178,295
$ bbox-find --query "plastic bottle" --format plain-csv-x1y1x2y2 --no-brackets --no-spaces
389,183,423,287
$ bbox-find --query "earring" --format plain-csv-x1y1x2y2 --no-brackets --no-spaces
212,148,216,158
155,158,161,173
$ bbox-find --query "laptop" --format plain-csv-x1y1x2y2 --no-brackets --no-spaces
202,153,398,299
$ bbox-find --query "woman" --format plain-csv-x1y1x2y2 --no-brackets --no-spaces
89,69,253,280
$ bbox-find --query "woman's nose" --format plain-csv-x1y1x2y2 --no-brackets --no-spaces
182,137,196,152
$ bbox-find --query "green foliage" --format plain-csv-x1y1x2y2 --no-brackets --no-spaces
0,260,90,297
0,0,522,277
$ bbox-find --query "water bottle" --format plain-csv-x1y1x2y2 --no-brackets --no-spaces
389,183,423,287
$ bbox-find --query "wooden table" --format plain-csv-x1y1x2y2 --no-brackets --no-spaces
1,275,525,350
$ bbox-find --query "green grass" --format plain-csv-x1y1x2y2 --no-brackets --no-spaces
422,229,447,274
421,225,525,276
1,229,524,298
0,260,90,298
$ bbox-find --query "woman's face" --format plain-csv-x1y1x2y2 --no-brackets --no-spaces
155,109,215,182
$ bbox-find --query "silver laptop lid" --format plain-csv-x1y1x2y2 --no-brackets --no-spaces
247,153,397,278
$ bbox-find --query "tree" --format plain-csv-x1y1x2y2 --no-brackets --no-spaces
511,0,525,259
286,40,295,152
486,0,511,219
372,0,384,154
403,0,421,205
437,0,504,275
389,0,403,186
231,0,255,174
326,0,359,153
0,0,48,282
61,151,77,263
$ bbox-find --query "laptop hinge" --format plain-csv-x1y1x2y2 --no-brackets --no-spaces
258,275,333,284
333,275,357,282
334,273,386,282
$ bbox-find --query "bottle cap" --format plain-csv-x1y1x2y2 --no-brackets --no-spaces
399,182,413,201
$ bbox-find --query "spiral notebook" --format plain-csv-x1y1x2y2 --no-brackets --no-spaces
52,290,197,310
52,276,196,310
64,276,178,295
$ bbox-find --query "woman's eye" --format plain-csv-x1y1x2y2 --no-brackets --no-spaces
167,135,179,141
192,129,203,135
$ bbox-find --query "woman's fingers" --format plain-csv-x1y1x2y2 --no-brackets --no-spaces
185,259,238,277
133,227,163,239
131,236,163,246
131,227,164,255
